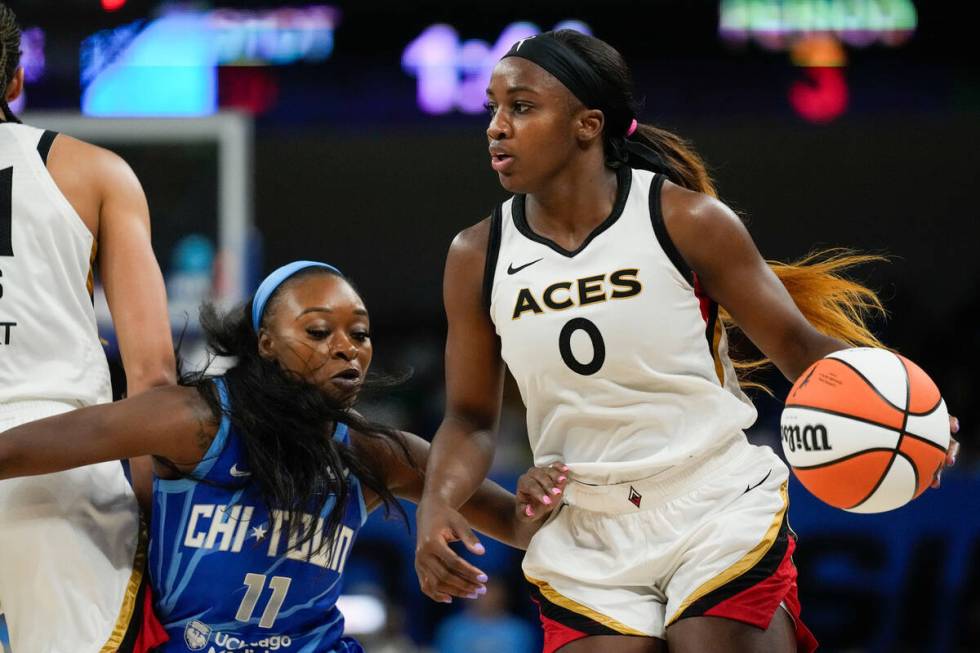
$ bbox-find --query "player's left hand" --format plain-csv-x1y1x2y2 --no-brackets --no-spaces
931,415,960,488
517,461,569,521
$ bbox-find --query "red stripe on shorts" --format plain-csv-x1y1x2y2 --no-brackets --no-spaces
132,584,169,653
538,608,590,653
703,535,818,653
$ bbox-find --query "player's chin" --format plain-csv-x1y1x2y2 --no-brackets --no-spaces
496,170,525,193
320,378,362,408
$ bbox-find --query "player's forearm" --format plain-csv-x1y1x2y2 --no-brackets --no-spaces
773,326,849,382
459,478,543,550
120,349,177,395
421,414,496,509
459,478,517,545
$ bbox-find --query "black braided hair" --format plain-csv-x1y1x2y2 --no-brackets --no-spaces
0,2,23,123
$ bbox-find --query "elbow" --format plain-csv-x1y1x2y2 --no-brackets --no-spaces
443,407,497,436
777,327,847,382
125,364,177,395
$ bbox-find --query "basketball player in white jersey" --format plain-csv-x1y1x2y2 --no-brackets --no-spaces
0,5,174,651
414,30,959,653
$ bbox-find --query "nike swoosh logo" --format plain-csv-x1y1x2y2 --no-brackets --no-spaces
230,464,251,478
507,258,543,275
744,469,772,494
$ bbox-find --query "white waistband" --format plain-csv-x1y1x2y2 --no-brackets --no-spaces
563,438,754,514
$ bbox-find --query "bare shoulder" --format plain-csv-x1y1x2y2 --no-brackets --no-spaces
45,133,143,231
660,180,748,261
138,384,220,470
442,216,494,306
48,133,135,179
139,384,217,429
448,216,493,267
660,179,741,233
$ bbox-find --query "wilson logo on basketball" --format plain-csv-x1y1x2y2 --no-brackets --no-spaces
782,424,830,452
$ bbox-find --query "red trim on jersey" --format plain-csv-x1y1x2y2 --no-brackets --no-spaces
693,273,712,323
537,608,590,653
702,536,818,653
132,586,169,652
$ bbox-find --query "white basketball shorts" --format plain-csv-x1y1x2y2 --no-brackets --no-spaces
0,400,146,653
522,438,817,652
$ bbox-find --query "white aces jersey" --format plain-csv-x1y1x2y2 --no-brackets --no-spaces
487,167,757,483
0,123,111,406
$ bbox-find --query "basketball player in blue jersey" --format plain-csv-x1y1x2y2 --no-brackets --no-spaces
0,260,567,653
0,5,174,651
415,30,960,653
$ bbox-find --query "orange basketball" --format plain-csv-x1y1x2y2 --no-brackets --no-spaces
781,347,949,513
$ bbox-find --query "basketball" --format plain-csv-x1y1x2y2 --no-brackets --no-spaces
781,347,949,513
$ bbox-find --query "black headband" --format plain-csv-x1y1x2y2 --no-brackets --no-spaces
501,33,673,178
502,34,609,118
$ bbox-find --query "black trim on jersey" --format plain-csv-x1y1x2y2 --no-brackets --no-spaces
649,173,694,285
482,204,503,313
678,513,794,622
705,298,719,353
115,567,151,653
37,130,58,166
512,165,632,258
0,166,12,257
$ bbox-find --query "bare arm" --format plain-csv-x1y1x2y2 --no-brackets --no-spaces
47,135,176,394
96,149,175,393
47,136,176,507
422,220,504,508
353,429,543,550
413,219,507,602
0,386,215,481
663,183,961,483
98,151,176,506
661,182,846,381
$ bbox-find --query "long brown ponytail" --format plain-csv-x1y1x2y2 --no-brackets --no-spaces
634,121,887,386
550,28,887,387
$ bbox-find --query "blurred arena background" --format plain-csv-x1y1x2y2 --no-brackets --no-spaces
1,1,978,651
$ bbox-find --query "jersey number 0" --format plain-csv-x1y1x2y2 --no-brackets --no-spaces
559,317,605,375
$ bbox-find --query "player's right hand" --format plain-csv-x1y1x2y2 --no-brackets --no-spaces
517,461,569,521
414,500,488,604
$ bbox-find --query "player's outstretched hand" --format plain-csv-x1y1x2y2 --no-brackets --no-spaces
517,461,569,522
414,501,488,604
932,416,960,488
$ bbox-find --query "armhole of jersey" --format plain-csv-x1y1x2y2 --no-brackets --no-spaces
331,422,368,525
154,378,232,492
481,204,503,313
693,274,726,386
37,130,58,166
649,173,694,286
192,378,232,478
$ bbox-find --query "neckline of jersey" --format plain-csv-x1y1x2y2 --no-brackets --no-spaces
511,165,633,258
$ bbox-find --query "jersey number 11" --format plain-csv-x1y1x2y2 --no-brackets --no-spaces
235,573,292,629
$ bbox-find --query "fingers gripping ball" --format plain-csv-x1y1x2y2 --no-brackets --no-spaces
781,347,949,513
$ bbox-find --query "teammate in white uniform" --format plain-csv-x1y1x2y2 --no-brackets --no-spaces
0,5,174,651
414,30,959,653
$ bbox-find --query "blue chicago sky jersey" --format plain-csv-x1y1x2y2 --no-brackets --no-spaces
150,378,367,653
